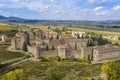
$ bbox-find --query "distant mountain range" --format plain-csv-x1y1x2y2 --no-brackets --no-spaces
0,15,120,24
0,15,41,23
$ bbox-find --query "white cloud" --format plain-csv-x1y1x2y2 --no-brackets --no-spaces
101,0,108,2
10,0,20,2
88,0,96,3
0,3,4,7
96,12,105,15
113,5,120,10
1,0,120,20
0,10,2,13
94,6,103,11
50,0,54,2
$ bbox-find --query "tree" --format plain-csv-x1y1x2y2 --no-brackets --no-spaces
62,27,66,32
87,40,90,47
87,39,93,47
4,69,24,80
75,43,77,50
114,42,119,46
54,27,61,34
89,39,93,46
81,77,91,80
52,46,55,50
77,34,80,39
45,67,58,80
46,45,49,50
48,26,50,30
54,56,61,61
118,36,120,40
101,61,120,80
63,69,79,80
56,35,59,39
91,35,110,46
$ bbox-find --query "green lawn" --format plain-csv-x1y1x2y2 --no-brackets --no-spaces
0,45,24,62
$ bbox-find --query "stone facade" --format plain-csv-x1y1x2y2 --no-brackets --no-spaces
93,45,120,61
10,28,92,59
0,34,8,42
58,45,67,59
66,39,88,49
57,38,92,59
72,31,86,38
27,45,41,59
10,28,120,61
10,31,28,51
58,46,93,59
81,47,93,59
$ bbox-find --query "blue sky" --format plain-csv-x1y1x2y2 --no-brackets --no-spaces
0,0,120,20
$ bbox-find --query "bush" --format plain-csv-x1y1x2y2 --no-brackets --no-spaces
62,58,72,62
54,56,61,62
45,67,58,80
41,57,50,62
81,77,91,80
2,69,24,80
76,58,84,62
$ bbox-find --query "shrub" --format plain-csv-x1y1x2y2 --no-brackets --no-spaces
41,57,49,62
54,56,61,62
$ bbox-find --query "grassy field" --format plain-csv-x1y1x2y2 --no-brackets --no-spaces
11,61,102,80
22,23,120,36
0,23,17,34
1,60,120,80
69,27,120,36
0,45,24,62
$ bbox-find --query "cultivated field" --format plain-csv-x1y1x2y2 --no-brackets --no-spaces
0,45,24,62
0,23,17,34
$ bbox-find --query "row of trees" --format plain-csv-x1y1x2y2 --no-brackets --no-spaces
40,56,91,63
46,45,55,50
87,35,111,47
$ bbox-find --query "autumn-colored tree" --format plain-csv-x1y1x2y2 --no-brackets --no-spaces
4,69,24,80
63,69,79,80
45,67,58,80
81,77,91,80
101,61,120,80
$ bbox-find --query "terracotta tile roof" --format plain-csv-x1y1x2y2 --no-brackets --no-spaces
59,38,66,44
66,39,88,42
94,45,120,51
6,39,11,42
34,29,44,34
15,32,26,37
13,36,21,39
50,38,66,46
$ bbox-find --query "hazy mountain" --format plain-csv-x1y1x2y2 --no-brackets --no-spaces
0,15,8,20
0,15,120,24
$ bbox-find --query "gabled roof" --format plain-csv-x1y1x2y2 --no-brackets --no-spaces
94,45,120,51
66,39,88,42
50,38,66,46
